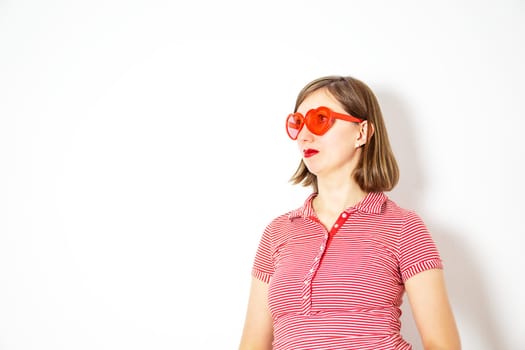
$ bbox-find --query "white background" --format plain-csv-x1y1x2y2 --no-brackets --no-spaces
1,1,524,349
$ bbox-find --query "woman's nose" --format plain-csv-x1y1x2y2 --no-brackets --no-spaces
297,125,314,142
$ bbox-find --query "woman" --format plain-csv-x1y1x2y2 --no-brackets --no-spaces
239,75,460,349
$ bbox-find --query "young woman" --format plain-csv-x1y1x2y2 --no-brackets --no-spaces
239,76,460,349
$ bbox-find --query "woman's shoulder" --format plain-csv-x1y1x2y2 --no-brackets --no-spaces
382,195,425,223
263,194,315,233
267,193,316,224
265,206,303,229
265,211,293,228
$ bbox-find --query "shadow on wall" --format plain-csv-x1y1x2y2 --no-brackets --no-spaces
376,90,506,350
375,89,426,211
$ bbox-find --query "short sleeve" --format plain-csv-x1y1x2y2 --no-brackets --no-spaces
399,211,443,282
251,224,274,283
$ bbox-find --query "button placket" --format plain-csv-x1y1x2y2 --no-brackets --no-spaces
300,230,329,315
299,208,357,314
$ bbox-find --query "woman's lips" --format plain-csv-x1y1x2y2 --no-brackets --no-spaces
303,149,319,158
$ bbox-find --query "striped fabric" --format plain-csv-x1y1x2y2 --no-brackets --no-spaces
252,192,443,350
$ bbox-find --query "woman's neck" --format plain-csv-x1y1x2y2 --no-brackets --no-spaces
313,177,368,216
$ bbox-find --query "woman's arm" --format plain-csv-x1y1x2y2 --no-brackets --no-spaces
405,268,461,350
238,277,273,350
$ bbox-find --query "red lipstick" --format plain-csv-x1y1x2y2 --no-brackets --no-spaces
303,149,319,158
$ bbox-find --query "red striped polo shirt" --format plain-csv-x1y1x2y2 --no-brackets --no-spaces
252,192,443,350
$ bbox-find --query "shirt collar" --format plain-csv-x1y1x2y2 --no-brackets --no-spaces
288,192,387,220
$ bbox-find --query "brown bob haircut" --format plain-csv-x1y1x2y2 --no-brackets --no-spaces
290,75,399,193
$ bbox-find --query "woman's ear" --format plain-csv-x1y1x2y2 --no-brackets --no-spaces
356,121,374,147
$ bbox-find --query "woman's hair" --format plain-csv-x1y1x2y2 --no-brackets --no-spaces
289,75,399,193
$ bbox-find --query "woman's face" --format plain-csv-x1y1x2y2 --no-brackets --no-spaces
295,88,366,178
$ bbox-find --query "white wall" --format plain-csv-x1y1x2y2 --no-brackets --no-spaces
1,1,523,349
